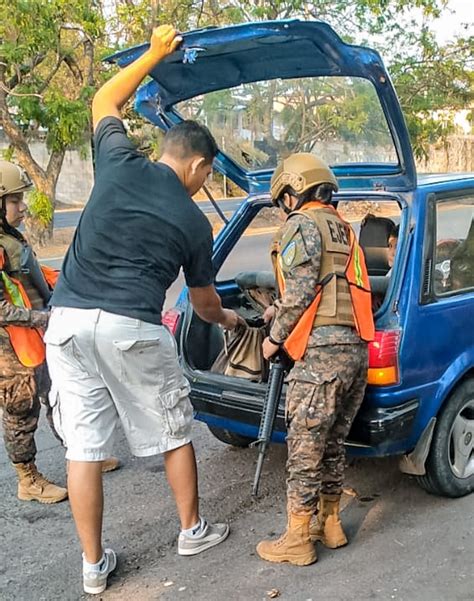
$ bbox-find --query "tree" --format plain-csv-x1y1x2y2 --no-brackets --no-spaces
0,0,103,245
1,0,472,247
225,1,473,159
390,31,473,159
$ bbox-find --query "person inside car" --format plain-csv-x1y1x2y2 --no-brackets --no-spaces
386,224,399,277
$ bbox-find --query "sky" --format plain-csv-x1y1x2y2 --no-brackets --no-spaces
427,0,473,43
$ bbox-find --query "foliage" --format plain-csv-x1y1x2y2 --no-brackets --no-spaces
389,32,474,158
0,0,472,245
0,0,104,242
1,0,103,151
27,190,54,227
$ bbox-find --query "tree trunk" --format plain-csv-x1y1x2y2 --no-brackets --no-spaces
0,62,65,248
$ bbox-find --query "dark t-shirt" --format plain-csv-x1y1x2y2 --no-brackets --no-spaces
51,117,214,324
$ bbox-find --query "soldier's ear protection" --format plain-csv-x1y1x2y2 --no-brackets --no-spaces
276,194,292,215
275,188,305,215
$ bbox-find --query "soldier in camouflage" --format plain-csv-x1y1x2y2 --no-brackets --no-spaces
257,153,372,566
0,161,120,504
0,160,68,503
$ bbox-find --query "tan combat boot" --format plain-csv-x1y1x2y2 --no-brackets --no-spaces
310,494,348,549
14,462,68,504
101,457,121,473
256,512,317,566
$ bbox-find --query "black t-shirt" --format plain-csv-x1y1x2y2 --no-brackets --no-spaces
51,117,214,324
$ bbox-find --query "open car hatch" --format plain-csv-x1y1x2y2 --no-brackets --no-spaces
107,20,416,193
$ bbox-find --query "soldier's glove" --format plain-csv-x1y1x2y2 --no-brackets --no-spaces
30,309,50,329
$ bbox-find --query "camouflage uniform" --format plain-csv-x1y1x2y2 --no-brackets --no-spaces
270,213,368,515
0,229,50,464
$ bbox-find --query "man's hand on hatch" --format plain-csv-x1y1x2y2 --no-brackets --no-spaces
149,25,183,62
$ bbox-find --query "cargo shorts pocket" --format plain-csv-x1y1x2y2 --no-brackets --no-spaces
160,383,193,439
44,332,89,374
113,339,161,387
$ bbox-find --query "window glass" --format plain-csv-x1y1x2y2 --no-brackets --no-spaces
217,200,401,281
217,207,281,281
177,76,398,172
434,195,474,295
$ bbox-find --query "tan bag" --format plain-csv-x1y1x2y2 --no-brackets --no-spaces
211,323,268,382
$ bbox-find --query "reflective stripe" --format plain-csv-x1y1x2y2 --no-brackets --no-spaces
1,271,25,307
353,244,363,287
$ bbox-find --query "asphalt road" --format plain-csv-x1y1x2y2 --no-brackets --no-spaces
1,412,473,601
54,198,244,229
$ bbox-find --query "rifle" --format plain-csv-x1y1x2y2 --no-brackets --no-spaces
251,352,289,497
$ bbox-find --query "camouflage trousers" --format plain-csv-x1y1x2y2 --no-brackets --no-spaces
0,336,57,464
286,343,368,514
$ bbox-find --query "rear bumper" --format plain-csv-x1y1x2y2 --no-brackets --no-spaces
192,387,287,444
191,386,419,454
349,399,419,448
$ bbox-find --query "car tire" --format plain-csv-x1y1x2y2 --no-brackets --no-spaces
417,379,474,497
207,425,253,448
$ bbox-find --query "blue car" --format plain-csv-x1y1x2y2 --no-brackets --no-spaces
110,20,474,497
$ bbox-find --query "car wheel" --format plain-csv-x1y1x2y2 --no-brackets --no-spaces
417,379,474,497
207,425,253,448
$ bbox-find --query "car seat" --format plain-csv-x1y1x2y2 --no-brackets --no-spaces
359,214,396,275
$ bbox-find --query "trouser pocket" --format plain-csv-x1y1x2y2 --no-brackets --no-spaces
47,386,66,445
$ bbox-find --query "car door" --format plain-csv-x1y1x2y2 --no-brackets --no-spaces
412,187,474,417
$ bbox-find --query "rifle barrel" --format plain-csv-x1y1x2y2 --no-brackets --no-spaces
252,357,287,496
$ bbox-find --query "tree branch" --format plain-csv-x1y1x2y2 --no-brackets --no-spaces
0,64,45,181
6,53,47,90
0,81,43,99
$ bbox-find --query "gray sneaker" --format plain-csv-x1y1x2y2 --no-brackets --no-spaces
178,520,230,556
83,548,117,595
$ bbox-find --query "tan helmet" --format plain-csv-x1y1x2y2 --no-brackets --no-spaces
270,152,338,202
0,160,32,198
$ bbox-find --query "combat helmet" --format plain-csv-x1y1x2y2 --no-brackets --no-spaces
270,153,338,205
0,160,32,198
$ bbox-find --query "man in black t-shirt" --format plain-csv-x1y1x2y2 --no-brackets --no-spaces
45,25,241,595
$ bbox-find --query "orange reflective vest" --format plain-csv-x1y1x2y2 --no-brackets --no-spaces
40,264,59,288
275,201,375,361
0,249,47,368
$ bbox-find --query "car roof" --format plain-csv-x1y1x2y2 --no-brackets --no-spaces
418,173,474,187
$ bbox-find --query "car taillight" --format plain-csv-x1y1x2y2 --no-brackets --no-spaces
162,308,181,336
367,330,401,386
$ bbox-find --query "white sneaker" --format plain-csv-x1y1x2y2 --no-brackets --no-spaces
83,548,117,595
178,519,230,556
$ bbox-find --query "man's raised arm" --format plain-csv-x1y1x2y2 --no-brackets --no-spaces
92,25,182,131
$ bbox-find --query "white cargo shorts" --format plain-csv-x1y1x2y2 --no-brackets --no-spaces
45,307,193,461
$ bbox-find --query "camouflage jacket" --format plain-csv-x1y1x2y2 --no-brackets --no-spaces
0,230,49,331
270,213,360,347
